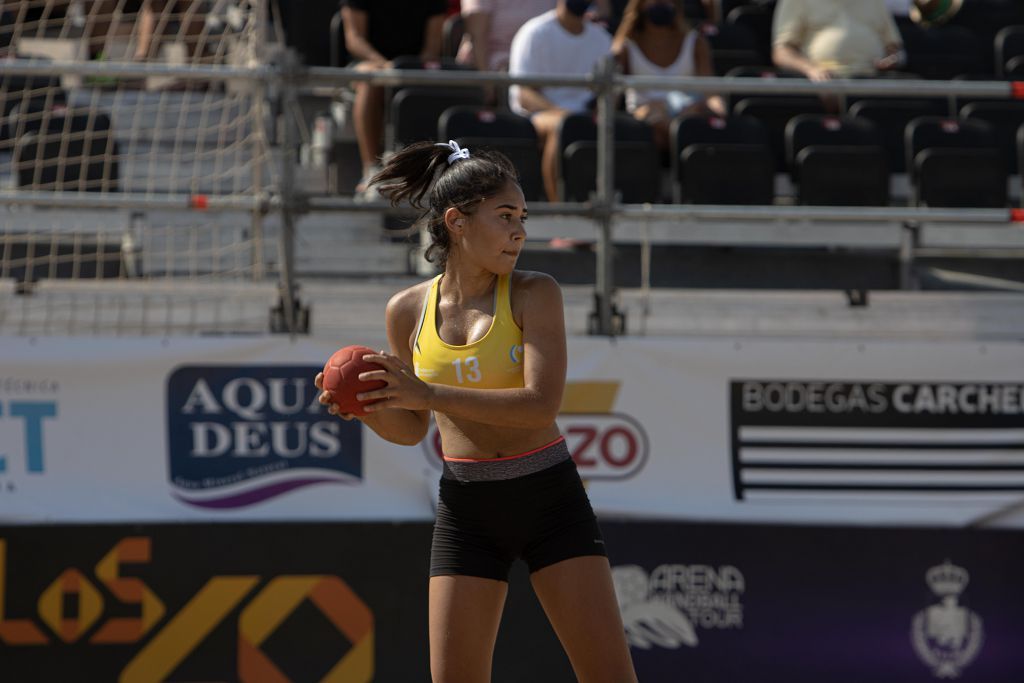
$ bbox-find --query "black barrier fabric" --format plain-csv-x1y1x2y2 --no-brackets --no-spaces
601,522,1024,683
0,523,573,683
1,522,1022,682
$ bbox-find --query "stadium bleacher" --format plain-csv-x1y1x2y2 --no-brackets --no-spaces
1,0,1023,330
316,0,1024,212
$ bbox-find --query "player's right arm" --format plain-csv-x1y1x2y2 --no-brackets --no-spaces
318,285,431,446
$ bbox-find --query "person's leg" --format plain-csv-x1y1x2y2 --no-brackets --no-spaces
530,556,638,683
530,108,567,202
352,62,386,189
85,0,121,58
429,574,508,683
634,101,671,152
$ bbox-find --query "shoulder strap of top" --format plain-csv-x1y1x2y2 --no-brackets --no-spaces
413,275,441,352
627,39,654,72
683,28,698,58
496,273,514,323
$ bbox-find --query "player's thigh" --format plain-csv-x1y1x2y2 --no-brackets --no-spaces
429,574,508,683
530,556,638,683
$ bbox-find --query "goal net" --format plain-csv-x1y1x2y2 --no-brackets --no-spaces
0,1,281,335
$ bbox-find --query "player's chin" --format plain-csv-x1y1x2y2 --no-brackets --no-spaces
496,250,521,271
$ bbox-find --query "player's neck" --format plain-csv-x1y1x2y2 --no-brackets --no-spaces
440,264,498,304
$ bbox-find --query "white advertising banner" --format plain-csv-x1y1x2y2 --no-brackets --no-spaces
0,336,434,522
1,335,1022,526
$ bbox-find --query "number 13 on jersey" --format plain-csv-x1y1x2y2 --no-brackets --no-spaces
452,356,481,383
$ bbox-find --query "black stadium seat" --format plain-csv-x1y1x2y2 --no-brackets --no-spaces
901,24,985,79
670,114,770,203
795,147,889,206
905,117,1005,207
439,105,537,141
996,26,1024,78
914,148,1006,208
438,106,544,201
952,0,1024,75
785,115,888,206
960,101,1024,174
726,3,774,65
392,87,484,148
724,65,807,112
556,113,660,203
390,58,484,148
784,115,880,176
1007,55,1024,78
848,99,949,173
700,22,762,76
1018,123,1024,193
679,144,774,205
733,96,826,170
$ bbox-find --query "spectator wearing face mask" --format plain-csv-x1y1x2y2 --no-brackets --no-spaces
508,0,613,201
612,0,724,152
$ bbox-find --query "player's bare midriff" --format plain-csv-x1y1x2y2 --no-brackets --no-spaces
434,411,563,460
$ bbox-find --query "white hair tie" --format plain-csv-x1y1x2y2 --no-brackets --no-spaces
435,140,470,165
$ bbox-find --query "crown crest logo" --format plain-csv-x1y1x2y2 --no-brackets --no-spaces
926,560,969,598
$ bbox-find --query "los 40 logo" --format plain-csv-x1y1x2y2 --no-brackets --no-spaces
422,413,649,479
0,538,373,682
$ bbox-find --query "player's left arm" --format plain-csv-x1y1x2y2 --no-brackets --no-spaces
360,273,567,430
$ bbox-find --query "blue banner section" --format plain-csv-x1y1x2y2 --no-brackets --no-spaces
166,365,363,508
602,522,1024,683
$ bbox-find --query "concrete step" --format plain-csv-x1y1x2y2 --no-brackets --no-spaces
293,239,410,276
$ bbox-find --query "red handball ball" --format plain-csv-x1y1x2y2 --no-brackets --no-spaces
322,345,387,416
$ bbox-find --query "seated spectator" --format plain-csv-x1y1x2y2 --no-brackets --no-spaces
341,0,446,197
132,1,211,63
456,0,555,91
772,0,905,80
612,0,725,153
509,0,612,201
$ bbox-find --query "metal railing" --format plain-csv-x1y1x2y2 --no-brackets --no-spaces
1,54,1022,335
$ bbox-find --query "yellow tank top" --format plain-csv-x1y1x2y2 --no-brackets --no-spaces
413,273,525,389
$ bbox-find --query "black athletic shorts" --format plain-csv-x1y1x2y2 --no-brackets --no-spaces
430,437,607,582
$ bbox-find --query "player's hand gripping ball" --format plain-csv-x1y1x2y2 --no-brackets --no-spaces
321,345,387,416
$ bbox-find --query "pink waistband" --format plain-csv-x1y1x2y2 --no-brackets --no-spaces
443,436,566,463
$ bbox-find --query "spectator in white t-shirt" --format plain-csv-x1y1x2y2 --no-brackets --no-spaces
509,0,612,201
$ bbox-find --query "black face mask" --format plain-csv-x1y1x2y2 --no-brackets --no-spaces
564,0,591,17
645,3,676,26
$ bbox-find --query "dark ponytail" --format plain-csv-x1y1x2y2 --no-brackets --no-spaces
368,142,520,269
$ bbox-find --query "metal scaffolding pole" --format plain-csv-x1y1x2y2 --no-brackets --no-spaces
594,56,618,337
